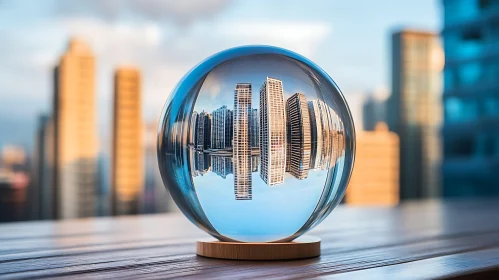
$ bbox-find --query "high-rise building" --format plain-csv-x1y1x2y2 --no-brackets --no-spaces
346,123,399,205
211,155,233,179
251,156,259,173
1,146,26,170
362,88,389,131
319,100,337,169
308,100,343,170
328,110,343,168
259,77,286,186
441,0,499,196
195,151,211,175
196,111,212,150
250,108,259,148
111,67,143,216
143,121,176,214
189,112,198,147
308,101,323,170
53,39,98,219
211,106,233,149
285,93,311,179
32,115,54,220
0,168,29,222
233,83,252,200
387,30,442,200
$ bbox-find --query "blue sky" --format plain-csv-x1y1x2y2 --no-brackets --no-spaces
0,0,440,151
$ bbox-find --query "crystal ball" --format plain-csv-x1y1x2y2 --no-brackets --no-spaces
158,46,355,242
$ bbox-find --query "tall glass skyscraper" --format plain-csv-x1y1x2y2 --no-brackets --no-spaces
259,77,286,186
250,108,259,148
233,83,252,200
441,0,499,196
211,105,233,149
285,93,311,179
196,111,212,150
388,30,443,200
308,100,323,170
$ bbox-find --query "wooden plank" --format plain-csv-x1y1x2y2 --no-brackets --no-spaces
331,247,499,280
0,199,498,279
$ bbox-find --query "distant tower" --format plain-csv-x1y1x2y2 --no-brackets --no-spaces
195,151,211,175
143,121,178,214
317,100,333,169
308,100,342,170
53,38,98,219
259,77,286,186
233,83,252,200
440,0,498,196
111,66,143,216
196,111,212,150
189,112,198,146
347,123,399,205
211,106,233,149
211,155,233,179
388,30,442,199
250,108,259,148
33,115,54,220
308,100,323,170
285,93,311,179
362,89,388,131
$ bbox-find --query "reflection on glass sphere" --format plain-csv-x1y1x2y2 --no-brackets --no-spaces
158,46,355,242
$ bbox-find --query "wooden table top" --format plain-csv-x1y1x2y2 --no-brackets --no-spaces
1,199,499,279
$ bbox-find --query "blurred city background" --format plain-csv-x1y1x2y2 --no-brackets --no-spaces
0,0,497,222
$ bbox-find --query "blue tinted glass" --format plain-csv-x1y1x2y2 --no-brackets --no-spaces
459,62,482,85
445,97,478,122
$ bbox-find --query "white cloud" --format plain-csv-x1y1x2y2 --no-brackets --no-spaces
53,0,231,26
219,21,331,58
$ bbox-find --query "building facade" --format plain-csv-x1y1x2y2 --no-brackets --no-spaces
250,108,259,148
233,83,252,200
111,67,143,216
362,88,389,131
53,39,98,219
189,112,198,147
441,0,499,196
308,100,323,170
196,111,212,151
211,106,233,149
259,77,286,186
33,115,54,220
211,155,233,179
285,93,311,179
346,123,400,205
143,121,176,213
388,30,443,200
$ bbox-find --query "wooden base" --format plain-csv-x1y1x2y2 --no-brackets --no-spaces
196,235,320,260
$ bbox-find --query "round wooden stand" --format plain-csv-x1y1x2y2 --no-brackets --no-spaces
196,235,320,260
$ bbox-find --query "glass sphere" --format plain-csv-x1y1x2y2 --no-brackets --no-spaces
158,46,355,242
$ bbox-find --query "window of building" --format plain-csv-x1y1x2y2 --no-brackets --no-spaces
479,0,492,10
483,97,499,117
444,135,473,157
458,61,482,85
445,97,478,122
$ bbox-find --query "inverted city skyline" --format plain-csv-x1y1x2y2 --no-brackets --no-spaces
189,77,344,200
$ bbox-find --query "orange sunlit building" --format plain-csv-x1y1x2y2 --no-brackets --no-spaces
111,66,143,215
53,38,98,219
346,123,399,206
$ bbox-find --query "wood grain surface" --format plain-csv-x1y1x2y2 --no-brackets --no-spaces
197,236,321,260
1,199,499,279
